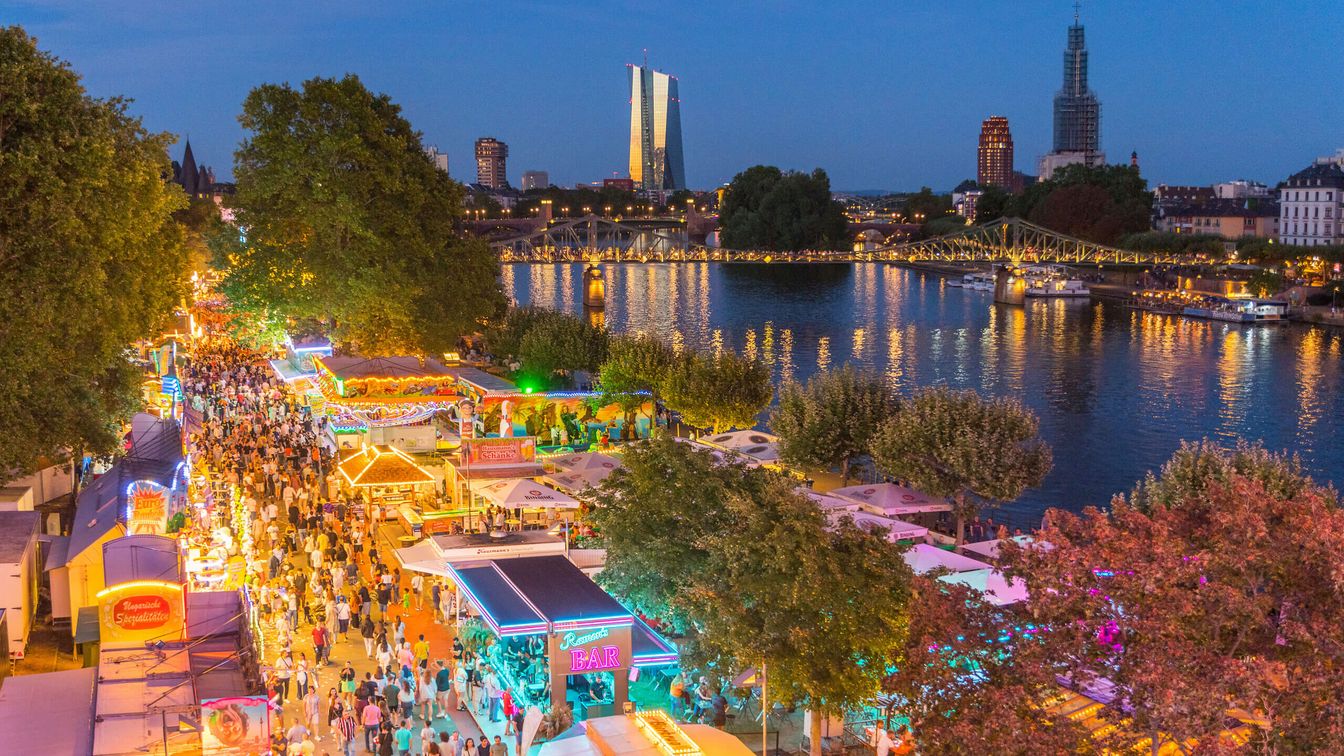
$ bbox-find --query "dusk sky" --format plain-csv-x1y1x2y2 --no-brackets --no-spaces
8,1,1342,192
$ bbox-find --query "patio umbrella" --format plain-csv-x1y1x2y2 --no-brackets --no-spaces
902,543,993,574
829,483,952,516
476,478,579,509
547,451,622,473
937,568,1029,606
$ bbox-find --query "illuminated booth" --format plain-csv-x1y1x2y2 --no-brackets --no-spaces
449,555,678,720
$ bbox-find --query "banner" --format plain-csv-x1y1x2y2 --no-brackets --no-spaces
127,480,169,535
462,436,536,467
97,580,185,644
201,695,271,754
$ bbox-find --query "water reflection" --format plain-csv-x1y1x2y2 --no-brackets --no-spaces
505,262,1344,518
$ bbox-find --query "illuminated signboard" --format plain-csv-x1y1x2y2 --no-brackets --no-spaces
126,480,169,535
550,625,632,675
201,696,271,754
97,580,185,644
462,436,537,467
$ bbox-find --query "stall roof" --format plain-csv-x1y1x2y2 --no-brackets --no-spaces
826,510,928,542
0,511,39,564
447,367,518,395
103,534,182,587
960,535,1044,562
0,667,96,756
320,355,455,379
543,469,611,494
546,452,622,473
938,568,1029,606
477,479,579,509
339,445,436,487
697,430,781,463
452,563,547,636
494,556,631,629
631,616,679,666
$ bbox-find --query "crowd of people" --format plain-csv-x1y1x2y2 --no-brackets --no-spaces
182,342,523,756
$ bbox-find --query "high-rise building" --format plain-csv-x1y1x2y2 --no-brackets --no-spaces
628,63,685,194
1039,11,1105,180
520,171,549,191
425,145,449,176
976,116,1014,189
475,137,509,190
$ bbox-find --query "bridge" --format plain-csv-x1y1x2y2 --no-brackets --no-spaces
491,217,1206,266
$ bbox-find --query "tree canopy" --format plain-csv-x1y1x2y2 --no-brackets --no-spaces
771,365,898,482
870,387,1052,543
485,306,608,389
662,348,773,433
220,74,504,355
1000,164,1152,245
718,166,849,251
1004,458,1344,752
0,26,190,477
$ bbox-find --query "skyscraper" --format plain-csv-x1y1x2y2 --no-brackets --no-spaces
520,171,549,191
1039,10,1105,180
977,116,1014,189
475,137,508,190
628,63,685,194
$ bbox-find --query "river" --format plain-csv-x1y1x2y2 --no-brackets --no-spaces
502,262,1344,525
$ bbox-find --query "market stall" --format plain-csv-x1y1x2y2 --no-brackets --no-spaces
937,568,1029,606
476,478,579,530
826,509,928,543
448,555,678,721
337,445,438,528
902,543,993,575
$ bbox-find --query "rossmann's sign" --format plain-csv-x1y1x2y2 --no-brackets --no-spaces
97,580,185,643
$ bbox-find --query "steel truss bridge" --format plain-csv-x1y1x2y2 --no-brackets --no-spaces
493,217,1206,266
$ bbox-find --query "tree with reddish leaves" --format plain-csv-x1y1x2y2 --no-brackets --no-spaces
1003,442,1344,755
881,576,1091,755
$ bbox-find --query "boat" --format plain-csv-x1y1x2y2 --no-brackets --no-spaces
1023,264,1090,298
1182,295,1289,323
966,271,995,291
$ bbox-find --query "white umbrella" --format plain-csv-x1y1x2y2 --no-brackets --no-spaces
938,568,1029,606
546,451,622,473
476,479,579,509
902,543,993,575
830,483,953,516
826,509,928,542
699,429,780,462
543,468,611,493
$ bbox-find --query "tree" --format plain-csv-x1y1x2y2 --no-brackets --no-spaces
591,445,914,756
719,166,849,251
1245,268,1286,297
1126,438,1333,515
222,74,504,355
902,187,956,223
1011,164,1152,245
586,437,761,632
1003,465,1344,753
771,365,898,483
974,185,1013,222
662,349,773,433
0,27,189,478
692,475,912,756
515,310,608,389
595,333,676,434
869,387,1052,544
881,577,1091,754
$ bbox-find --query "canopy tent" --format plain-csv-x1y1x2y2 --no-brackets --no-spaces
697,429,781,464
546,451,622,474
394,538,453,577
476,478,579,509
938,568,1029,606
799,487,861,511
829,483,952,516
827,509,928,542
543,468,612,494
903,543,993,574
338,444,436,488
960,535,1047,562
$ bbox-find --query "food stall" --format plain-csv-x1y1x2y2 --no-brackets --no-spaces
337,445,438,529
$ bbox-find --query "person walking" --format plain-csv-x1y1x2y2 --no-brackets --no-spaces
394,720,414,756
303,685,323,739
361,682,383,751
490,735,508,756
413,634,430,671
434,660,452,719
337,707,358,756
274,650,294,703
361,615,376,658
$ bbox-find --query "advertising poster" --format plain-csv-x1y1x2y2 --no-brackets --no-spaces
201,695,270,755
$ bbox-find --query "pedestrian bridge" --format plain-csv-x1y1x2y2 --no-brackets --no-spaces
492,217,1206,266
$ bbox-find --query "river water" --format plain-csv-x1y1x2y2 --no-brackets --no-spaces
503,262,1344,524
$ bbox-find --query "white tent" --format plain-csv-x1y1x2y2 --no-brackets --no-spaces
799,487,860,511
476,479,579,509
543,468,611,494
546,452,622,474
960,535,1046,562
938,568,1029,606
829,483,952,516
697,430,781,463
827,509,928,542
902,543,993,575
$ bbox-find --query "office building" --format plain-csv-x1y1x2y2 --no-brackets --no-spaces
1156,198,1278,239
425,145,449,176
977,116,1014,189
627,63,686,193
521,171,549,191
475,137,509,190
1039,11,1105,179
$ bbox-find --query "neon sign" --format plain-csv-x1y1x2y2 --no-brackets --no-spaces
559,626,609,651
569,644,621,673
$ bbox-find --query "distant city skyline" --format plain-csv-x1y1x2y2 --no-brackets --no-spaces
9,1,1342,191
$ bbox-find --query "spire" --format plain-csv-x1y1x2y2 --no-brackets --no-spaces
179,140,199,197
1074,0,1081,24
1130,150,1138,169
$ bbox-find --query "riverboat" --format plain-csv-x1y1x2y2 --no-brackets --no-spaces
1182,295,1289,323
1023,264,1090,298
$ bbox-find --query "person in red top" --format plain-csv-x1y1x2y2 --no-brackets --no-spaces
313,623,329,666
502,688,517,735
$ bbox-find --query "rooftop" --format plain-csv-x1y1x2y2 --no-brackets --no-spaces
0,511,39,563
318,355,455,379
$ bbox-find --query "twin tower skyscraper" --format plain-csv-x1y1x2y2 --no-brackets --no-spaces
627,63,686,193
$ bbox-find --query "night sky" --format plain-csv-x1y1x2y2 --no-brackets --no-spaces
7,1,1341,191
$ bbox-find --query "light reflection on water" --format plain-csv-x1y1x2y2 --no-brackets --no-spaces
505,262,1344,522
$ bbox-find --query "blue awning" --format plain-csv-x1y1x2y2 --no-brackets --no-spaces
492,556,632,629
449,563,546,636
631,616,679,666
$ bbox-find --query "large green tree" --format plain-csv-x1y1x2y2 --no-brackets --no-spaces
222,74,504,355
771,365,898,483
0,27,189,478
719,165,849,251
1008,164,1152,245
516,310,608,389
870,387,1052,544
662,348,773,433
595,333,676,434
